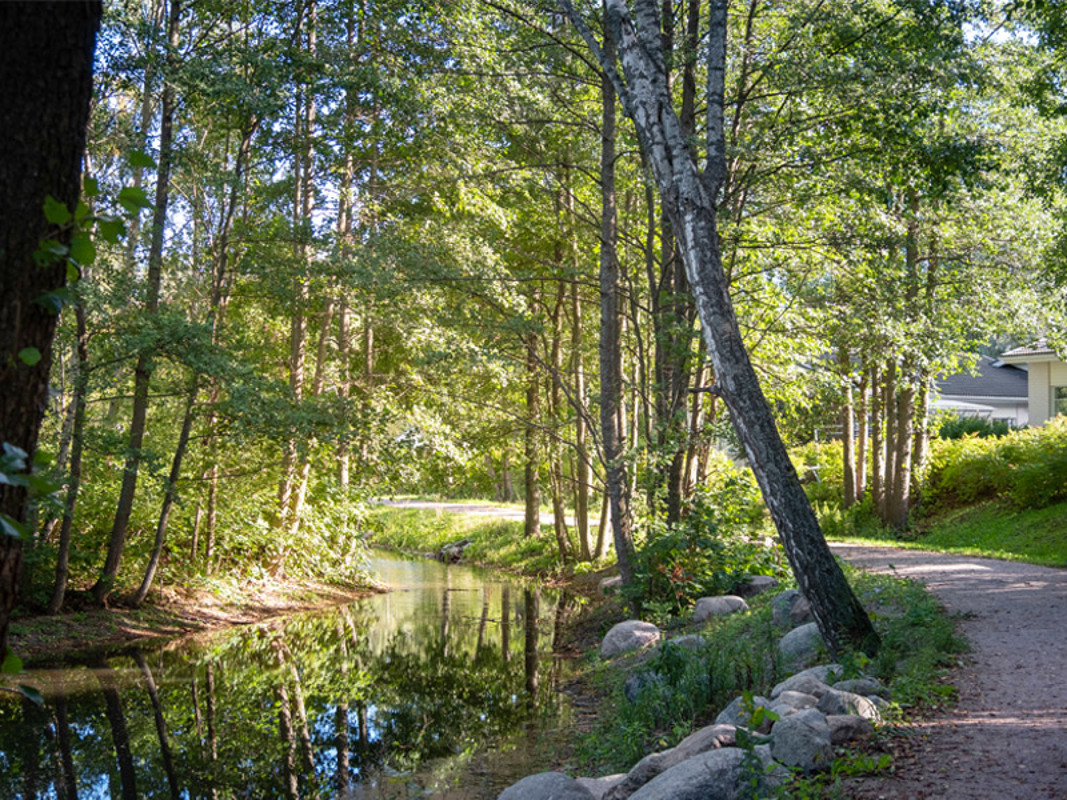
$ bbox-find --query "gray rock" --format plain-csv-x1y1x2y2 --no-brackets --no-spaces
603,724,736,800
599,576,623,596
816,689,881,721
868,694,891,713
778,622,826,667
832,677,889,698
498,772,596,800
623,671,665,704
628,748,772,800
753,743,792,790
692,595,749,622
770,708,834,773
770,664,843,699
576,774,627,800
714,694,776,733
733,575,780,598
665,634,706,651
771,589,814,629
601,620,661,659
768,689,819,719
827,714,875,745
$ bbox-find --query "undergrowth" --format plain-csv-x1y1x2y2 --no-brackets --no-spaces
573,566,964,787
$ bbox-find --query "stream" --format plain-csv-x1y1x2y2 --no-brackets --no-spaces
0,550,577,799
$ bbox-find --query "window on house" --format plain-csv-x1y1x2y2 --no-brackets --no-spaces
1055,387,1067,418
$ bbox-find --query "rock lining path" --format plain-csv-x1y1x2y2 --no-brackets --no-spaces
831,543,1067,800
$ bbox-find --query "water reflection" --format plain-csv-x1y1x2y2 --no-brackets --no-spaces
0,551,574,799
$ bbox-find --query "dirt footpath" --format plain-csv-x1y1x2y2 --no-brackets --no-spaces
831,543,1067,800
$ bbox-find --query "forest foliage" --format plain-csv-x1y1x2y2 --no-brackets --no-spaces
10,0,1067,615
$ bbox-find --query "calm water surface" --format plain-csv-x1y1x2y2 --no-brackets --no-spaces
0,551,577,799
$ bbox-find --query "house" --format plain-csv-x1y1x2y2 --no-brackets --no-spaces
936,354,1030,428
998,341,1067,426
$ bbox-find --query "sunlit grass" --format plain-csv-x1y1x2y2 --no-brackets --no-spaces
827,499,1067,568
365,506,612,575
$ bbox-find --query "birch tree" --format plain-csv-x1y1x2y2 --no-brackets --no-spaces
560,0,878,656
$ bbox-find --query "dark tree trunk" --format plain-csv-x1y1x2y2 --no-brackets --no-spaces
562,0,879,656
96,658,139,800
135,651,180,799
597,9,637,586
0,1,100,655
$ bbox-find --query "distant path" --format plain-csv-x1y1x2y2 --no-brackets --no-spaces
830,543,1067,799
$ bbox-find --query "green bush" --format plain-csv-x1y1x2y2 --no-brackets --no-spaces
937,415,1011,440
926,417,1067,511
631,467,783,616
790,440,845,507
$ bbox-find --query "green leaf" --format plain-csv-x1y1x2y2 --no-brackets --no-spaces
69,231,96,266
67,261,81,283
83,175,100,198
1,651,23,674
98,215,126,244
34,239,68,266
43,195,71,225
118,186,153,214
27,474,60,497
18,348,42,366
35,289,74,314
0,514,25,539
128,150,157,169
1,443,28,461
74,199,92,222
18,685,44,707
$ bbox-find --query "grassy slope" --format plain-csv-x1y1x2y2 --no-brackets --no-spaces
830,499,1067,568
366,505,610,576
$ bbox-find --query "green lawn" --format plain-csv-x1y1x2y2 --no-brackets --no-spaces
830,499,1067,568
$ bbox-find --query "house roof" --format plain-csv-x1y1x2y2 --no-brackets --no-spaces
1000,340,1056,360
937,355,1028,400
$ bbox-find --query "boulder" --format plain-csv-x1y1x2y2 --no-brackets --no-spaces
665,634,706,651
623,670,666,704
778,622,826,667
603,724,737,800
768,690,819,719
769,708,834,773
628,748,774,800
692,595,749,622
770,664,842,699
832,677,889,699
816,688,881,721
771,589,814,629
498,772,596,800
827,714,875,745
733,575,779,598
576,774,627,800
714,694,776,733
601,621,661,659
599,576,623,596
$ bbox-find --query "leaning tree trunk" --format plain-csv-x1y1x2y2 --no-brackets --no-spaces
0,1,100,655
562,0,878,656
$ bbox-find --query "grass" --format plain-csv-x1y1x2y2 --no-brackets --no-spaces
826,498,1067,568
366,505,611,576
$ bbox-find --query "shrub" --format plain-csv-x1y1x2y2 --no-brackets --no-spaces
937,415,1011,440
925,417,1067,511
631,465,783,616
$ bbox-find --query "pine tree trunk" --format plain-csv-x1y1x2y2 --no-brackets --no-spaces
524,315,542,539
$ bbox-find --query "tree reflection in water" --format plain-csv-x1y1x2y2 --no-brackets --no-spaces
0,553,574,799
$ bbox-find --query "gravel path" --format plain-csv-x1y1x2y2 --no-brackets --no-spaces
831,543,1067,800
